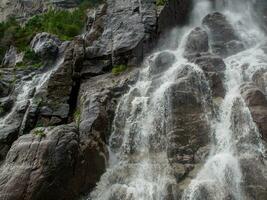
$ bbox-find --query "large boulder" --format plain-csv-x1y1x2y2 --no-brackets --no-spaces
149,51,176,75
83,0,192,69
202,12,244,57
189,52,226,98
30,32,62,60
0,124,107,200
157,0,192,36
184,27,209,56
241,83,267,141
78,69,138,143
84,0,157,66
165,64,211,186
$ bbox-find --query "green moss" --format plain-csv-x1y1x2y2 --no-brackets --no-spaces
112,64,127,75
32,129,46,138
156,0,166,6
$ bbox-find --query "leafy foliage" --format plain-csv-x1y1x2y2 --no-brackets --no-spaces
156,0,166,6
15,48,43,69
74,108,81,125
112,64,127,75
32,129,46,138
0,0,102,64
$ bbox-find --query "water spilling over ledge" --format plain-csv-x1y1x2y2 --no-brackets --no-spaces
0,0,266,200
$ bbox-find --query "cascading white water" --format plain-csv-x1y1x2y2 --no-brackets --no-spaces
182,1,267,200
0,57,63,133
88,1,214,200
89,0,267,200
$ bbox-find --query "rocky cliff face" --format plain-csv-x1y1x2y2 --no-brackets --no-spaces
0,0,80,22
0,0,267,200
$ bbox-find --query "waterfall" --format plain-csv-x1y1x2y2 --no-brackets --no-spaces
182,0,267,200
89,0,267,200
0,57,63,135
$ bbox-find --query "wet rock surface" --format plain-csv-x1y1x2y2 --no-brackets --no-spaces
202,12,244,57
241,83,267,141
0,0,266,200
0,124,107,200
31,32,62,60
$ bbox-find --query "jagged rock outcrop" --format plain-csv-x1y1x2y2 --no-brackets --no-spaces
165,64,212,185
0,0,79,22
157,0,192,37
184,27,209,56
0,124,107,200
1,46,23,68
184,27,226,98
241,83,267,141
31,32,62,61
202,12,244,57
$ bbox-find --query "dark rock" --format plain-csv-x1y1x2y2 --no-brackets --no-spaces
165,64,211,179
1,46,22,68
241,83,267,141
0,97,14,117
84,0,157,67
202,12,244,57
79,70,137,141
240,156,267,200
252,68,267,93
149,51,176,75
81,58,112,78
0,124,107,200
31,32,62,60
157,0,192,36
189,52,226,98
184,27,209,56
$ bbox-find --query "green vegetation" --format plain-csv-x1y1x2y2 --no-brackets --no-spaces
156,0,166,6
0,0,102,64
15,48,43,69
74,108,81,125
32,129,46,138
112,64,127,75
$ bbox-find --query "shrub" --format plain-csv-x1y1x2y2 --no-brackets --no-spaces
15,48,43,69
0,0,102,64
112,64,127,75
156,0,166,6
32,129,46,137
74,108,81,125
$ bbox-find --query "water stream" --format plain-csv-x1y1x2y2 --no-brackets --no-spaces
89,0,267,200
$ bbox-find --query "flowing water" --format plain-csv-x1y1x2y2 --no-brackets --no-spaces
0,56,63,135
89,0,267,200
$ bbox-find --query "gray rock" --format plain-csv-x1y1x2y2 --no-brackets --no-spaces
165,64,211,175
1,46,23,68
184,27,209,56
0,0,80,22
241,83,267,141
30,32,62,60
189,52,226,98
0,124,107,200
202,12,244,57
149,51,176,75
84,0,157,66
